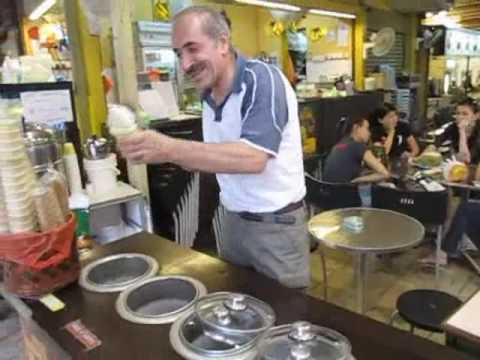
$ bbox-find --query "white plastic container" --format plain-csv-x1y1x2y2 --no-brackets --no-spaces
84,154,120,195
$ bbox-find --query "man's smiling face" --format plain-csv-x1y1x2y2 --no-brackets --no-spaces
173,14,230,93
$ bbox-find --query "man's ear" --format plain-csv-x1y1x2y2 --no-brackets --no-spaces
217,34,231,55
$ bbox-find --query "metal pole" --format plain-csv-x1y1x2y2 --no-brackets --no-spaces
356,253,368,314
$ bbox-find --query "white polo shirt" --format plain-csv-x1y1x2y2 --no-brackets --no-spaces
202,54,306,213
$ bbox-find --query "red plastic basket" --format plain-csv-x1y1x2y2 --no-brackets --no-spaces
0,214,80,298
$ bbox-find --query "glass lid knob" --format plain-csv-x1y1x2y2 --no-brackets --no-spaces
224,294,247,311
213,305,231,325
289,321,315,342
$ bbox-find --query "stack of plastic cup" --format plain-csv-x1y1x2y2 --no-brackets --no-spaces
0,174,8,234
0,115,38,233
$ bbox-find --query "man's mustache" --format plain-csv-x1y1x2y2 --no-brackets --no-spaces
186,62,206,77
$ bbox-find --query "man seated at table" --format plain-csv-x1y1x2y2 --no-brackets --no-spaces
369,103,420,159
324,117,390,184
440,97,480,164
421,165,480,266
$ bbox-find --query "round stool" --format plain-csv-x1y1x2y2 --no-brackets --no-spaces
396,289,462,333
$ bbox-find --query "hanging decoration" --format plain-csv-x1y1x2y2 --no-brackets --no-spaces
309,27,327,42
266,20,285,36
154,0,171,21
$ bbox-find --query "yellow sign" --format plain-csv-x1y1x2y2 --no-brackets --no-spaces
309,27,327,42
154,0,170,21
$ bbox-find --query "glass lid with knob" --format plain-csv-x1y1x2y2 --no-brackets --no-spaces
256,321,353,360
194,292,276,337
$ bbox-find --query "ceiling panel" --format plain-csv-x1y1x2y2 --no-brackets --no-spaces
451,0,480,29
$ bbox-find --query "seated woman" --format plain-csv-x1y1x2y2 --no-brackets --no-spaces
369,103,420,159
440,97,480,164
421,165,480,266
323,117,390,184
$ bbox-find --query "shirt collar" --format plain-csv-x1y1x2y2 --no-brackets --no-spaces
202,52,247,103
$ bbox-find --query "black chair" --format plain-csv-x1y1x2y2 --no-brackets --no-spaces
305,173,361,211
303,151,329,180
371,185,449,277
304,173,361,301
334,116,348,144
372,186,460,338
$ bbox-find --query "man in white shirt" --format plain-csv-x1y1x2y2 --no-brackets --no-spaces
118,6,309,288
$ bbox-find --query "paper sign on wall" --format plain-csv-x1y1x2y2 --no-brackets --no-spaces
21,90,74,125
139,81,179,119
337,23,350,47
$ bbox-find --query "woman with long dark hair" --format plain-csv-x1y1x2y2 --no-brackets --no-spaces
369,103,419,159
441,97,480,164
324,117,390,184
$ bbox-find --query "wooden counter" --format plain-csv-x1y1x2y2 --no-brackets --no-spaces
26,232,475,360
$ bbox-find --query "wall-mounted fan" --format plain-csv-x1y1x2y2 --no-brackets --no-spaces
371,27,396,57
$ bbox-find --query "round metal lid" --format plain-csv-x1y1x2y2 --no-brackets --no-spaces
170,312,257,360
194,292,275,337
116,275,207,325
256,321,352,360
79,253,159,293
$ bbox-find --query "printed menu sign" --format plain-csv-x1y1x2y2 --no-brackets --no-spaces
21,90,74,125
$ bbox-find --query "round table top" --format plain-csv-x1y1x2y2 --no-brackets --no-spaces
308,208,425,254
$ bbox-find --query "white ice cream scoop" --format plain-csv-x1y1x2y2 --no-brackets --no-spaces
108,105,138,139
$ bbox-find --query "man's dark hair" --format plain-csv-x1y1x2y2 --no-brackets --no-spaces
173,6,231,43
220,10,231,30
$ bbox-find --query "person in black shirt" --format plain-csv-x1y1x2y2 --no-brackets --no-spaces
440,97,480,164
420,165,480,266
369,103,419,159
324,117,390,183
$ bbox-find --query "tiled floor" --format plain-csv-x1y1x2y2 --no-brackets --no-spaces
307,242,480,345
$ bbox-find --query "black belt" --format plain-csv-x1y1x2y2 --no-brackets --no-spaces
238,199,304,225
274,199,304,214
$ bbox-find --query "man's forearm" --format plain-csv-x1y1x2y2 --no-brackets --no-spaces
169,139,268,174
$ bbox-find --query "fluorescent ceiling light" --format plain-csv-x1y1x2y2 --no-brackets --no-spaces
422,12,461,29
308,9,356,19
29,0,57,21
235,0,301,12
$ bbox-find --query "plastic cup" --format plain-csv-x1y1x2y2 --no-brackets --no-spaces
9,220,36,233
0,135,24,148
6,202,35,217
0,118,21,131
1,167,29,180
2,179,31,196
0,145,27,163
0,225,9,234
84,154,120,195
8,211,35,225
0,128,21,141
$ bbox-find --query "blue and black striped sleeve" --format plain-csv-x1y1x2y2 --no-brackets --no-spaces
239,61,289,156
